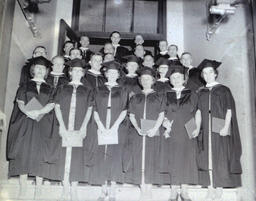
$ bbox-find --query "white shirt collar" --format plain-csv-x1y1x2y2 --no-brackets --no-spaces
172,86,185,91
80,47,89,51
112,43,120,48
157,78,169,82
168,57,178,60
31,78,46,83
69,81,83,86
88,69,101,75
206,81,219,88
50,72,64,76
160,51,168,55
126,74,137,78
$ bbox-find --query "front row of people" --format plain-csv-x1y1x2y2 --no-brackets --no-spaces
7,56,242,201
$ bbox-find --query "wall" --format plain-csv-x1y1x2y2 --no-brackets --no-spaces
183,1,256,200
0,0,58,180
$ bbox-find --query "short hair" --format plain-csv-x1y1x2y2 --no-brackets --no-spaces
201,67,219,79
169,44,178,51
159,40,168,45
52,55,64,62
181,52,192,57
110,31,121,38
30,64,49,79
32,46,46,55
68,66,86,78
69,48,83,56
63,40,74,47
90,52,103,60
138,75,156,87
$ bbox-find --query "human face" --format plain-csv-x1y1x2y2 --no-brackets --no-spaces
181,54,192,67
52,57,65,73
158,65,169,77
126,62,138,74
105,69,119,83
168,46,178,57
202,67,217,84
143,55,154,68
135,45,145,58
135,35,144,45
104,43,114,54
111,33,121,45
140,74,154,89
90,55,103,71
71,67,84,82
33,47,47,58
159,41,168,52
80,36,90,48
64,43,74,55
170,72,184,88
70,49,82,60
33,64,47,80
103,54,114,62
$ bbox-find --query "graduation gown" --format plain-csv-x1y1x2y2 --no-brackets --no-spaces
118,76,142,97
45,84,94,182
160,89,199,185
155,53,169,62
185,67,205,91
114,46,129,62
88,84,129,185
19,59,34,86
80,48,94,63
153,80,172,94
125,91,166,185
197,84,242,187
7,81,54,178
46,73,69,89
83,70,106,89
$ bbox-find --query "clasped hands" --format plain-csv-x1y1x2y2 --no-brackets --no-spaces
136,127,158,138
97,124,119,136
25,110,42,120
59,125,87,139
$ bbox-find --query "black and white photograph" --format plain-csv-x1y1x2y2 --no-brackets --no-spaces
0,0,255,200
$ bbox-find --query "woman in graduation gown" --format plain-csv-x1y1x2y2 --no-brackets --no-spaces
196,59,242,201
160,65,200,201
46,58,93,200
153,58,172,93
83,53,106,89
118,55,142,98
89,60,129,201
46,56,69,89
126,67,165,200
7,56,55,198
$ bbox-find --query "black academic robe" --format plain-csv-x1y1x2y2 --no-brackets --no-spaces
125,91,166,185
160,89,199,185
153,80,172,94
155,53,169,61
45,84,94,182
46,73,69,89
168,58,181,68
87,85,129,185
118,76,142,98
185,67,205,91
80,48,94,63
83,70,106,89
115,46,129,62
19,58,34,86
197,84,242,188
7,81,54,178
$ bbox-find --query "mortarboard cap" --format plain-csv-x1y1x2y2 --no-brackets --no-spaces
137,66,156,77
66,58,86,68
30,56,52,68
166,65,186,77
155,58,169,67
122,55,140,64
102,60,121,72
197,59,221,71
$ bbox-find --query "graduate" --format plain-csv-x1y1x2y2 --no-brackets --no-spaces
127,67,165,200
180,52,205,91
160,65,200,201
100,42,115,57
110,31,129,62
46,56,69,89
19,46,48,86
83,53,106,89
119,55,141,98
79,35,94,63
155,40,169,61
69,48,83,60
63,40,74,62
153,58,172,93
196,59,242,201
142,54,155,69
89,61,129,201
133,44,145,66
167,44,181,67
131,34,151,56
7,56,55,198
49,58,93,200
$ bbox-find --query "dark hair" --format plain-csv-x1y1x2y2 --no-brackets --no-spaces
69,48,83,56
30,64,49,79
110,31,121,38
138,75,156,88
68,66,86,79
90,52,103,60
32,46,46,55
